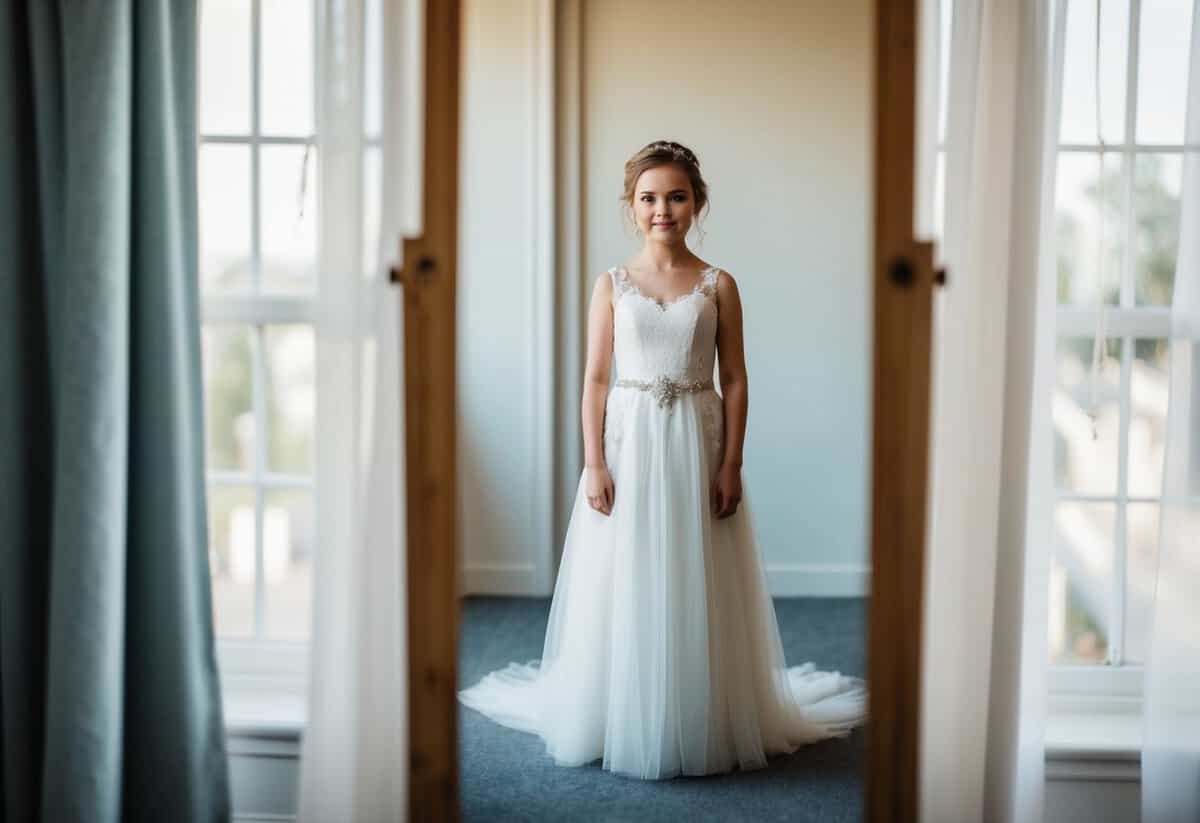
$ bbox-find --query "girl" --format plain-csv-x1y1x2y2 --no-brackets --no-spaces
458,140,867,780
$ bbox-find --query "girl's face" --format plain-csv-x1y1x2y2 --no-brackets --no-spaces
632,164,695,243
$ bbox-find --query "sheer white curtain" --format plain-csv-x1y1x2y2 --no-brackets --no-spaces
917,0,1065,819
298,0,423,820
1143,4,1200,819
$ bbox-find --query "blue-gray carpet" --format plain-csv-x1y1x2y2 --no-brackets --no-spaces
458,596,867,822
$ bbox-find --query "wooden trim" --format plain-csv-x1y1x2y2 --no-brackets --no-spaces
868,0,935,819
532,0,557,593
399,0,461,819
554,0,585,565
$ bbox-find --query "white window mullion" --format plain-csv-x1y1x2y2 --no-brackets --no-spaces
209,471,255,487
251,326,268,639
1121,0,1142,310
1057,490,1172,505
200,134,312,146
1059,142,1200,153
259,473,313,489
1057,306,1172,337
1112,338,1132,664
210,470,313,490
250,0,262,293
1106,0,1142,666
1056,491,1120,504
201,295,316,325
248,0,265,640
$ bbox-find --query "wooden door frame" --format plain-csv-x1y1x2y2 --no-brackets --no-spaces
396,0,934,819
868,0,935,819
392,0,461,820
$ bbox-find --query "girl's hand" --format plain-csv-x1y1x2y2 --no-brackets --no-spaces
585,465,615,516
711,462,742,519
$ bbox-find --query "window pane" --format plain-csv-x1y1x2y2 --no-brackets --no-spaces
208,484,257,637
199,144,252,294
199,0,250,134
202,326,256,473
1056,152,1124,306
1137,0,1197,144
1129,338,1170,496
1134,153,1182,306
1049,502,1115,664
1055,337,1122,494
1059,0,1129,144
260,0,314,136
1124,502,1160,663
260,145,318,293
263,488,314,640
264,325,315,474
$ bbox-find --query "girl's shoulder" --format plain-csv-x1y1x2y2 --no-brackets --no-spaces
709,265,736,289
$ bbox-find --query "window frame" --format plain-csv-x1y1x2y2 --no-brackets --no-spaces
199,0,320,691
1048,0,1197,713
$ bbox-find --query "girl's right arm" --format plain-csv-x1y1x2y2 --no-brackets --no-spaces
581,272,615,513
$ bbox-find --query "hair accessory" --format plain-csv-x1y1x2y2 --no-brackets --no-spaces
649,141,697,166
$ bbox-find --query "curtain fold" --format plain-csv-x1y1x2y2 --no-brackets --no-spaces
296,0,419,820
0,1,230,821
1142,1,1200,819
918,0,1064,819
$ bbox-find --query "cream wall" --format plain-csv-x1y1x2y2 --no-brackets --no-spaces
458,0,873,597
457,0,549,594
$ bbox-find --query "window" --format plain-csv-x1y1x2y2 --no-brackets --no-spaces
1048,0,1195,702
197,0,386,697
198,0,319,661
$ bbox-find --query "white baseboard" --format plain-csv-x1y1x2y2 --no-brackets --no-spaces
460,562,542,595
462,561,870,598
764,563,871,597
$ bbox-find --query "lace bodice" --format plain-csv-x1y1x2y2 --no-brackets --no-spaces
607,264,720,384
604,264,724,460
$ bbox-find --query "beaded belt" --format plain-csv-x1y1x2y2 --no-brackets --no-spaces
614,375,713,409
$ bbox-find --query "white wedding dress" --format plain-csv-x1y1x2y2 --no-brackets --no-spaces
458,264,867,780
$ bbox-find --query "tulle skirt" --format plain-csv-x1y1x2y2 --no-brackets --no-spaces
457,386,867,780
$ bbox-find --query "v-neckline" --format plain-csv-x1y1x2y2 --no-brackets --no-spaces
618,264,716,309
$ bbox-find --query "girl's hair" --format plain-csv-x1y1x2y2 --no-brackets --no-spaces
619,140,710,242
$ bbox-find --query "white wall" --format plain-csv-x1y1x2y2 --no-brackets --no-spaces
457,0,549,595
579,0,874,595
458,0,874,597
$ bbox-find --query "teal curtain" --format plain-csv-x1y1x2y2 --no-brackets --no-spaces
0,2,230,821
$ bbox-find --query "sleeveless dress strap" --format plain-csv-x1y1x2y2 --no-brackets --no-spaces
608,265,632,304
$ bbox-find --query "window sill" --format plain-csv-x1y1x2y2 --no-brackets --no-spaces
218,639,308,742
1045,711,1141,782
223,678,306,744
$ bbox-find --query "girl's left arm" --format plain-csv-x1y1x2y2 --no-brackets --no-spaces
714,271,748,478
710,273,748,518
